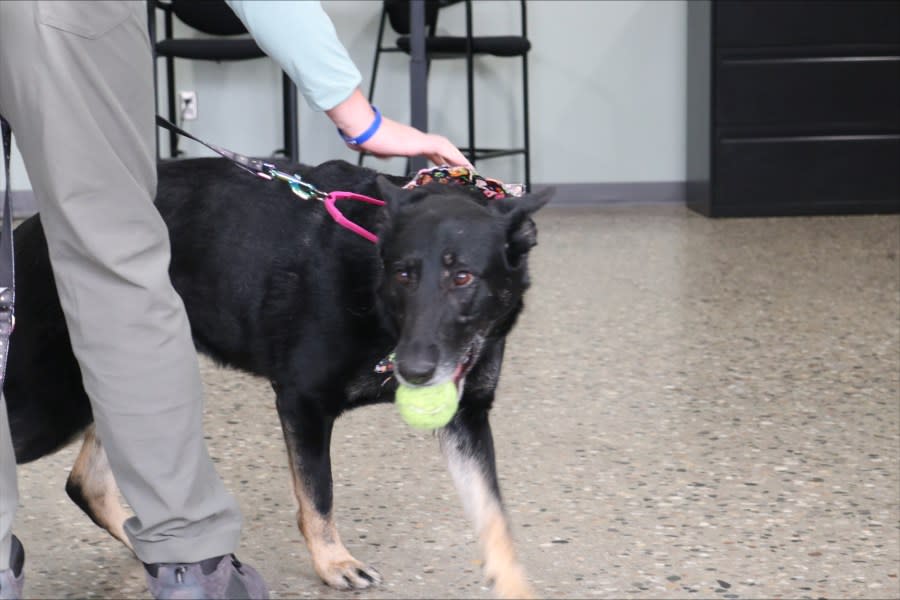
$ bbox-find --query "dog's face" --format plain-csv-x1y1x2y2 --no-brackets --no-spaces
375,177,551,392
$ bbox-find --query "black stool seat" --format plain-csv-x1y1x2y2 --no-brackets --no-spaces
155,38,265,61
397,35,531,58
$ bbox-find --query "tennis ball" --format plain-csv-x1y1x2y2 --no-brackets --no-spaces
395,381,459,430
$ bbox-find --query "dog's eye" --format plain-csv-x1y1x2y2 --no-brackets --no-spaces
453,271,474,287
395,270,411,285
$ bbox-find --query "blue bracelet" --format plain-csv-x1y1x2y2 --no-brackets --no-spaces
338,105,382,146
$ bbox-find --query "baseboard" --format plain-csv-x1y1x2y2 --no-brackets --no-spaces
532,182,686,206
5,182,687,219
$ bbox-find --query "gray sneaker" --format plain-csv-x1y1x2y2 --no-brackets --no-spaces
144,554,269,600
0,535,24,600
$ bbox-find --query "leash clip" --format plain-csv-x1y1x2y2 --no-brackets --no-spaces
267,168,327,201
0,287,15,338
289,180,328,202
0,310,12,387
374,352,395,374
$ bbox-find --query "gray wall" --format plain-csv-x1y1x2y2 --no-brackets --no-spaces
3,0,687,195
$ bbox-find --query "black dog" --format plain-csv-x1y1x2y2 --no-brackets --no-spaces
4,157,549,598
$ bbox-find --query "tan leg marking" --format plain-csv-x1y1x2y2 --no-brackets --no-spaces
480,508,535,599
66,425,134,552
441,430,536,599
284,441,381,590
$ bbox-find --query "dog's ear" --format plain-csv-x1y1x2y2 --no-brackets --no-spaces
375,175,419,218
495,187,554,267
374,175,424,246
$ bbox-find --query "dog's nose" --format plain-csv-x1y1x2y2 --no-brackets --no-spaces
397,344,439,385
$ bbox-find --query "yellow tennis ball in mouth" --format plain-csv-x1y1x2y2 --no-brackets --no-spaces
395,381,459,430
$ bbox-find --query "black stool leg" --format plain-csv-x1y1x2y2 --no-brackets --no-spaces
166,55,178,158
163,4,178,158
522,52,531,191
464,0,476,166
520,0,531,190
148,0,160,160
282,72,299,163
360,6,389,167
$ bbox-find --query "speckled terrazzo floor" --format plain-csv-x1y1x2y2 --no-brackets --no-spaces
10,204,900,599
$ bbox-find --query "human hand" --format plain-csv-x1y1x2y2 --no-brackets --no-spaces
356,117,472,168
328,89,472,168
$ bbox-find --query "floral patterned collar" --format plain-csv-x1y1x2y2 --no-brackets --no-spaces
403,166,525,199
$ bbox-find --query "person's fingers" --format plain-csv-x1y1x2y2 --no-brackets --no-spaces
439,139,473,168
417,134,458,167
434,151,465,167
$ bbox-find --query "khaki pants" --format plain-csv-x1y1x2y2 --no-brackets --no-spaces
0,0,242,567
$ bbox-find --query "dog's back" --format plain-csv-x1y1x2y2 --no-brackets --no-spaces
6,157,401,461
155,158,396,381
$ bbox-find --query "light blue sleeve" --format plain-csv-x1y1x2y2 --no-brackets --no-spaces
225,0,362,112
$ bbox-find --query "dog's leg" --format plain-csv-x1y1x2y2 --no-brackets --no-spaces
440,409,535,600
277,401,381,590
65,425,134,551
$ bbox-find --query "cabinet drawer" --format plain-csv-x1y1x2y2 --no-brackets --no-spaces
714,136,900,214
716,57,900,132
715,1,900,49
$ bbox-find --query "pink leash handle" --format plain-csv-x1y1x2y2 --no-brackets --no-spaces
324,191,386,243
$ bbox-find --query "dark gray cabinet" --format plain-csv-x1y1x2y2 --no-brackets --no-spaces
687,0,900,217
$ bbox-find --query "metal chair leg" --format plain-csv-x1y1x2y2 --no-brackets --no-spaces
359,6,389,167
166,55,178,158
520,0,531,190
522,53,531,191
147,2,162,160
282,72,299,163
464,0,476,166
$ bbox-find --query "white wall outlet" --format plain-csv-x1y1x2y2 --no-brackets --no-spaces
178,91,198,121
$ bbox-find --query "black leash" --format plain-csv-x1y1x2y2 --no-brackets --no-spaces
156,115,330,201
155,116,275,180
0,115,16,389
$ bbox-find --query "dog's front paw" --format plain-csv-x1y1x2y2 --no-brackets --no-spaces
486,560,536,599
491,567,536,600
314,556,382,590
